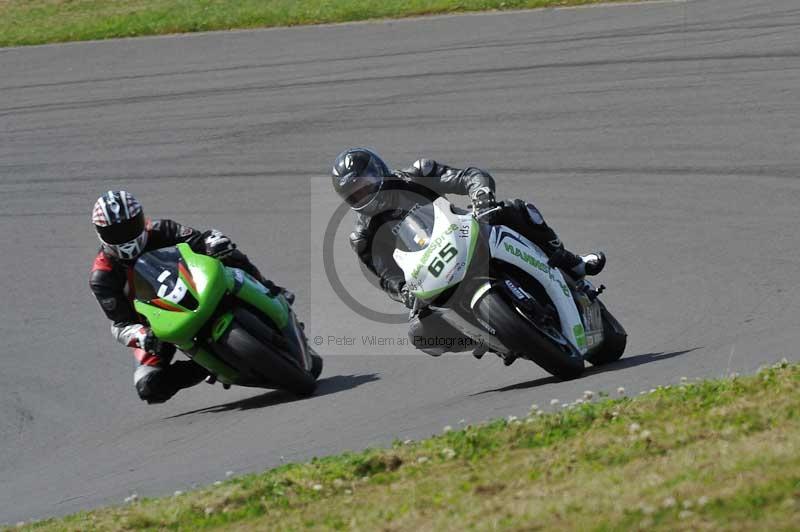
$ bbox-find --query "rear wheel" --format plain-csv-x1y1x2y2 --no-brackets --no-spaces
585,303,627,366
214,308,317,396
474,290,584,380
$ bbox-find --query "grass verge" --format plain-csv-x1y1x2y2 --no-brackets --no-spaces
10,361,800,531
0,0,632,47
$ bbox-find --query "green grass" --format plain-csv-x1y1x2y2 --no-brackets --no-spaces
11,361,800,531
0,0,630,47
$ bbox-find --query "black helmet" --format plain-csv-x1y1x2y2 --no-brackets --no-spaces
331,147,390,211
91,190,148,260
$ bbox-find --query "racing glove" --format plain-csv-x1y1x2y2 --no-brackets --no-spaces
204,229,236,259
470,187,499,221
398,284,416,310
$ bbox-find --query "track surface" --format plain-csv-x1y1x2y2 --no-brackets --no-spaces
2,0,799,523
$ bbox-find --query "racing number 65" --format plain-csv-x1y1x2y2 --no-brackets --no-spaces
428,243,458,277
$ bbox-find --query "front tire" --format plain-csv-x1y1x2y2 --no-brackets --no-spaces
474,290,584,380
214,308,317,396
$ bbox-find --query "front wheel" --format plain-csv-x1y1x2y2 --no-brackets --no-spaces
473,290,584,380
214,308,317,396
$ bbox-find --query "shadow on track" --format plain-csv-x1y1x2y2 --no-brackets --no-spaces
471,349,701,395
165,373,380,418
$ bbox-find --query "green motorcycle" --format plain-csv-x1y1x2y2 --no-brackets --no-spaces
132,243,322,396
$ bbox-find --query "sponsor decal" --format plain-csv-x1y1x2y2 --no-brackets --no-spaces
503,243,570,297
573,324,587,349
445,261,466,283
504,279,528,301
411,223,459,279
476,316,496,335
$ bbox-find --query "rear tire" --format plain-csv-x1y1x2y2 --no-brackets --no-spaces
585,304,627,366
474,290,584,380
215,309,317,396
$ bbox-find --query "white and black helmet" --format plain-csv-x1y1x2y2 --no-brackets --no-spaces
331,147,390,211
91,190,148,260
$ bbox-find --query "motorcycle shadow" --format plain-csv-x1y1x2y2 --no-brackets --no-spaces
472,348,701,395
167,373,380,418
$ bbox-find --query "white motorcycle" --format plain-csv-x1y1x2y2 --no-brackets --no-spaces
393,197,627,379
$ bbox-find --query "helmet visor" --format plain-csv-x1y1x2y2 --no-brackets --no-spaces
347,158,386,209
96,211,145,245
347,173,383,210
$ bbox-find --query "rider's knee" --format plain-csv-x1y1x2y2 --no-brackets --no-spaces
134,365,176,404
506,198,546,226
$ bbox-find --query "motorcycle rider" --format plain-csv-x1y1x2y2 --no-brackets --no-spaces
331,147,606,361
89,190,292,404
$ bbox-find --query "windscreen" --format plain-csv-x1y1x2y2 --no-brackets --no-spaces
133,247,198,310
394,202,436,253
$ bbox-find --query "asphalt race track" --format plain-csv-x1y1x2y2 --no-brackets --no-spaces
2,0,799,523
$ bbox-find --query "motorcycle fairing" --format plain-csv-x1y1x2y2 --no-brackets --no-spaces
393,197,478,300
488,227,589,355
134,243,226,345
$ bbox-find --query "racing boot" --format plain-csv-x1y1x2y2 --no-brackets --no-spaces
548,249,606,279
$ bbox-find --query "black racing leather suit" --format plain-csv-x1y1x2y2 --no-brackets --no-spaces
89,219,265,403
348,159,569,354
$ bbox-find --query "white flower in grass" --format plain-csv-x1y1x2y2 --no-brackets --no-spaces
617,387,626,396
663,497,676,508
173,490,184,497
649,388,657,394
574,398,584,405
213,481,223,487
312,484,323,491
550,398,560,405
697,496,709,507
628,422,641,434
344,489,353,495
333,479,345,488
680,376,688,383
682,499,693,509
441,448,456,460
204,507,215,516
417,456,429,464
507,415,518,423
530,404,540,412
443,425,453,433
459,419,466,424
583,390,594,400
124,493,138,504
225,470,234,478
679,510,693,519
403,439,414,445
640,430,652,439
